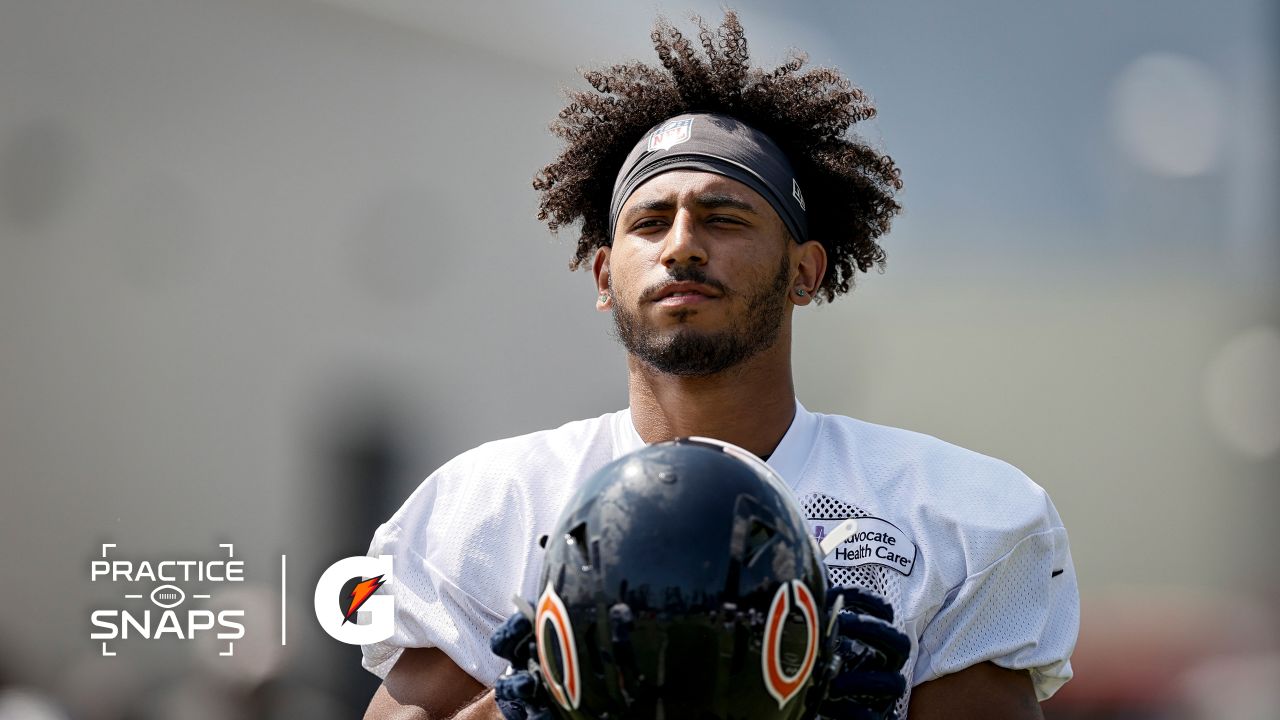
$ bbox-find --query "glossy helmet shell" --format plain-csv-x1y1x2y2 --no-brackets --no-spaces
534,438,831,720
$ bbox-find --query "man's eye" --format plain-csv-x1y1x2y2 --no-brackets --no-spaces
633,218,666,229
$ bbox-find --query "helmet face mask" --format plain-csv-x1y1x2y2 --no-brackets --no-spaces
534,438,833,720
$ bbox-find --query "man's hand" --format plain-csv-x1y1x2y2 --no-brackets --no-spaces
811,586,911,720
489,611,555,720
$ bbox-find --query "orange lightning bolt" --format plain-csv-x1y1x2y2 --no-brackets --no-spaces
343,575,386,625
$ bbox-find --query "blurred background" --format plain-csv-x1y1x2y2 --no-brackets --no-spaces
1,0,1276,718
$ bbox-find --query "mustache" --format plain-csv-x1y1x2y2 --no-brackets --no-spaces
639,265,731,302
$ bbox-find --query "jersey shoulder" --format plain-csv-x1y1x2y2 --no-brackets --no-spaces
466,410,622,474
812,413,1062,550
385,410,623,530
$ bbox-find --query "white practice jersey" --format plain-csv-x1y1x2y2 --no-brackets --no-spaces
362,401,1078,713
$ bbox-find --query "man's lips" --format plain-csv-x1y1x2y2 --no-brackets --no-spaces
655,292,714,307
648,282,722,306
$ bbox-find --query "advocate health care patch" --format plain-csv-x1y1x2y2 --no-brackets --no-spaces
809,517,917,576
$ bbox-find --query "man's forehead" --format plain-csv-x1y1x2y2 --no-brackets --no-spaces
605,113,809,243
622,170,768,209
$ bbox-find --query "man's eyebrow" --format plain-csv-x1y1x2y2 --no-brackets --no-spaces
693,193,759,213
622,193,760,219
624,198,676,216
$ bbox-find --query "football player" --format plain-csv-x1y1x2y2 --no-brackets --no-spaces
362,10,1077,720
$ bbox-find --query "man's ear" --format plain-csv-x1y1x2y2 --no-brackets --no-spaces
593,246,612,311
791,239,827,306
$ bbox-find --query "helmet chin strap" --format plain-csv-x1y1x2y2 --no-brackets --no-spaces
512,594,536,622
819,517,860,557
819,518,860,634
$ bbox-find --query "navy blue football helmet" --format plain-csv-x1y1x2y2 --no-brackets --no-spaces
530,438,835,720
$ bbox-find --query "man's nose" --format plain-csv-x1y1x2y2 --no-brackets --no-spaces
658,210,709,268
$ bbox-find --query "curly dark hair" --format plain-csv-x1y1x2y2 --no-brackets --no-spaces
533,10,903,302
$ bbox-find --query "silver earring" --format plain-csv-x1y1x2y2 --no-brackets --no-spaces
598,292,610,302
794,288,807,297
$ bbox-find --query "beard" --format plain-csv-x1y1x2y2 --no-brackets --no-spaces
612,254,792,377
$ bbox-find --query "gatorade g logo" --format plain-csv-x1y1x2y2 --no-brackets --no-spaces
762,579,819,709
313,555,394,644
535,582,581,711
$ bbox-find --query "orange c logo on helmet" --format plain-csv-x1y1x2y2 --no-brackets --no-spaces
762,579,819,708
535,583,581,711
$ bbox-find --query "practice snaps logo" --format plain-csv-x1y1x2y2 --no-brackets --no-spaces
313,555,394,644
90,543,246,657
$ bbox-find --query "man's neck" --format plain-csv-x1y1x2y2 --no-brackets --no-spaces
626,341,797,458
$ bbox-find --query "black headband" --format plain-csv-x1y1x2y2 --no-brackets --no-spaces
608,113,808,243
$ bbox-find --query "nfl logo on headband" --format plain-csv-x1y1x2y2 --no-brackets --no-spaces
648,117,693,152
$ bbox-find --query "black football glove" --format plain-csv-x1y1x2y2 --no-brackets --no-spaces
490,606,556,720
811,586,911,720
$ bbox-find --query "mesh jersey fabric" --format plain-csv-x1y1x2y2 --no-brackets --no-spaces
361,401,1078,714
